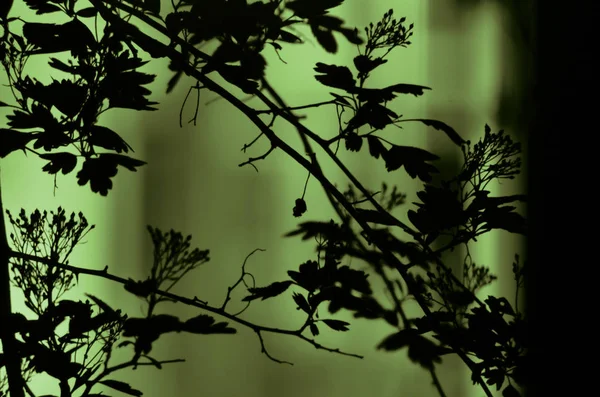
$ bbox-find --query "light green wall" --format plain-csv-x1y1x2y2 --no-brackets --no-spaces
1,1,524,396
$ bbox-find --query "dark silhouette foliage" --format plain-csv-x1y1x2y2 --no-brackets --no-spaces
0,1,527,397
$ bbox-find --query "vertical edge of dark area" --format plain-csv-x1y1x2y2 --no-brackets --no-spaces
528,1,593,396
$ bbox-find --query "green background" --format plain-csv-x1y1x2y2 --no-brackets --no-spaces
1,0,529,396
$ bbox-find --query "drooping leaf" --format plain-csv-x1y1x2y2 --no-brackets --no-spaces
309,322,319,336
344,132,362,152
293,198,307,217
242,280,294,301
99,380,143,397
88,125,134,154
366,135,387,159
409,119,465,146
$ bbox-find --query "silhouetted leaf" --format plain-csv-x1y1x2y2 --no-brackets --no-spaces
183,314,236,334
76,7,98,18
366,135,387,159
480,208,527,235
6,103,54,129
407,334,443,369
283,219,351,243
278,29,303,43
309,322,319,336
0,129,35,158
355,84,430,103
353,55,387,77
336,266,371,294
383,145,440,181
243,280,293,301
347,102,398,130
100,69,159,111
292,292,311,314
76,154,144,196
218,64,260,94
286,0,344,18
485,296,515,316
39,152,77,175
23,19,97,56
48,57,76,74
47,79,88,117
88,125,134,154
85,294,116,314
293,198,307,217
410,119,465,146
314,62,355,91
483,368,506,391
329,92,351,106
287,260,320,291
309,17,342,53
322,319,350,331
99,380,143,397
124,278,157,298
344,132,362,151
142,0,161,15
377,328,417,351
23,0,61,15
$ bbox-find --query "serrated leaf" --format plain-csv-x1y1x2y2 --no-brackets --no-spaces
366,135,387,159
314,62,355,91
183,314,236,334
39,152,77,175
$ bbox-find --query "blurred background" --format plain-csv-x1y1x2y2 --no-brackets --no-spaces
1,0,531,396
